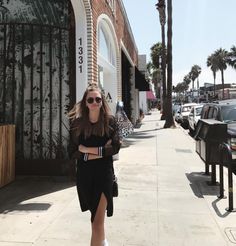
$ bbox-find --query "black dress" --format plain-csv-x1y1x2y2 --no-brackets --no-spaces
70,116,121,222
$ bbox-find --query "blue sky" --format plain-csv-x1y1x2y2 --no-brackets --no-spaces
122,0,236,87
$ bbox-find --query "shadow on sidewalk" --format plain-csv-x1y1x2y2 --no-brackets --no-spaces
121,128,162,147
134,128,163,134
186,172,232,217
186,172,219,198
0,176,74,214
211,198,231,218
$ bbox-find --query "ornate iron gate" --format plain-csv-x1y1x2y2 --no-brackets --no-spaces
0,22,72,172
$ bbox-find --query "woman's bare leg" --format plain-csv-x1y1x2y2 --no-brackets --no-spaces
91,193,107,246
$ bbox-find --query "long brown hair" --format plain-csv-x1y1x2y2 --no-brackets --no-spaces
68,83,112,138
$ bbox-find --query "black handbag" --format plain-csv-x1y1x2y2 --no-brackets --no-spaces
113,175,118,197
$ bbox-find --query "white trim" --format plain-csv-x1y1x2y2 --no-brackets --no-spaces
97,14,119,114
82,0,93,84
70,0,88,102
96,15,121,99
70,0,93,101
97,14,119,57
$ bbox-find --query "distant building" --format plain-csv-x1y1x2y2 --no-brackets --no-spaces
200,83,235,101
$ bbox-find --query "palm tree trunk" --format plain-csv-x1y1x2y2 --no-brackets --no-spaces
192,80,195,100
197,77,199,103
221,70,225,99
213,72,216,97
161,24,167,119
161,25,166,98
164,0,175,128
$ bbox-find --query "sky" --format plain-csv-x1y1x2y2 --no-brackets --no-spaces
122,0,236,87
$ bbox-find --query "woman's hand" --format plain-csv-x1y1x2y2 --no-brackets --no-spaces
105,139,112,146
88,154,102,160
78,144,87,153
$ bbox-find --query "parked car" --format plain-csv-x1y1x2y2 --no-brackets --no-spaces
201,99,236,155
175,103,198,128
188,104,203,133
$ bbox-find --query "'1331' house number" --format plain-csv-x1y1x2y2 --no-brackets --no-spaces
78,38,83,73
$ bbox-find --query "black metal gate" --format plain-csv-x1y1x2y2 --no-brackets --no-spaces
0,22,73,174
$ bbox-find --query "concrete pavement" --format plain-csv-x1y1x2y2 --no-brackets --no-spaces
0,110,236,245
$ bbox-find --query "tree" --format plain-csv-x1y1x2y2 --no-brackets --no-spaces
189,65,201,102
228,45,236,70
164,0,175,128
149,42,163,105
207,54,218,96
155,0,175,127
183,74,191,86
189,65,201,91
146,61,154,75
150,43,162,69
214,48,228,99
156,0,167,120
174,81,189,102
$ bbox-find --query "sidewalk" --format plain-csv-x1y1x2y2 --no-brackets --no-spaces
0,110,236,245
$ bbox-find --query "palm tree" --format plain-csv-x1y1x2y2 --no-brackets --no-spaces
228,45,236,70
207,54,218,97
146,61,153,75
183,74,191,102
150,43,162,69
183,74,191,86
149,42,164,109
156,0,167,121
189,65,201,91
164,0,175,128
174,81,189,102
189,65,201,101
214,48,228,99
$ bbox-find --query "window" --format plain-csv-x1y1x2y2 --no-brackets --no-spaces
97,17,117,114
189,108,194,116
196,107,203,116
98,23,115,66
212,108,218,119
221,106,236,122
207,107,215,119
99,27,109,61
201,105,209,118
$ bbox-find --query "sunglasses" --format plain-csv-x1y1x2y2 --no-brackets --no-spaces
87,97,102,104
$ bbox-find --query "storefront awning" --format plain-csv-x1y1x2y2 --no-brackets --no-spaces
135,67,150,91
146,90,157,100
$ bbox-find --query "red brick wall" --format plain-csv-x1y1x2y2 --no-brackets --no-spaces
91,0,138,82
115,0,138,64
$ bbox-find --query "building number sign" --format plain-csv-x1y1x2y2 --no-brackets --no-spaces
78,37,83,73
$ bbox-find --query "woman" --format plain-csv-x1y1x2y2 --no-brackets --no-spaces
68,83,121,246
